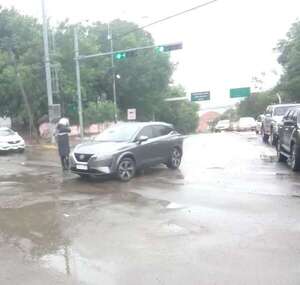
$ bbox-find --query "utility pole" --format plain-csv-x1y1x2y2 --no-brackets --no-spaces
41,0,54,142
276,93,282,104
108,23,118,122
74,27,84,139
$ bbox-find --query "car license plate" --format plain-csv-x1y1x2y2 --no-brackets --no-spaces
76,164,88,170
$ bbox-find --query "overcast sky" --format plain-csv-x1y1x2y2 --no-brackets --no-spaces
1,0,299,106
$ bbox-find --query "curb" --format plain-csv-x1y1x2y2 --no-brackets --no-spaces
27,144,57,150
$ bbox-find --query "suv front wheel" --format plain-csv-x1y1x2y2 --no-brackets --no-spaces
290,144,300,171
277,139,287,163
270,128,277,146
261,126,269,143
117,157,136,181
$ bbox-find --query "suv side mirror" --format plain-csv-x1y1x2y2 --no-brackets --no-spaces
137,135,148,144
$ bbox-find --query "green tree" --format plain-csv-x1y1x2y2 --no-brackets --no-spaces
237,90,277,118
0,7,45,135
277,20,300,101
156,86,199,134
54,20,172,122
83,101,116,126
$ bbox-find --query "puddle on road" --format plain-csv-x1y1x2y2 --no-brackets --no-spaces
260,153,277,162
275,172,292,178
206,166,224,170
41,248,117,284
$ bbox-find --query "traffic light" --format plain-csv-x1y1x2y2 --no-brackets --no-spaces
115,50,138,60
115,52,126,60
155,42,183,53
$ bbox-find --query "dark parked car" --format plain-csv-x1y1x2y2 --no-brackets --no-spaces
70,122,184,181
262,103,300,145
277,108,300,170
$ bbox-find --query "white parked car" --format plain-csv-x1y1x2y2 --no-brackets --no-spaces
214,120,230,132
0,127,25,152
237,117,256,131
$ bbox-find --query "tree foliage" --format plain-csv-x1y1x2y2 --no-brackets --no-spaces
237,90,278,118
156,86,199,134
0,7,44,133
0,8,198,134
83,101,116,126
276,20,300,102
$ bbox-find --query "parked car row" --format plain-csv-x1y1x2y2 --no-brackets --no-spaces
214,117,256,132
259,103,300,171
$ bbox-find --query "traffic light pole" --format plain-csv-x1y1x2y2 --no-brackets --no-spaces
79,42,182,60
73,36,182,130
108,24,118,122
41,0,55,143
74,27,84,139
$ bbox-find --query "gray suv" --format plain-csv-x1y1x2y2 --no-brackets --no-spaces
262,104,300,145
70,122,183,181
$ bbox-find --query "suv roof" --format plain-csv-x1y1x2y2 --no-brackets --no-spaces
117,122,173,128
270,103,300,108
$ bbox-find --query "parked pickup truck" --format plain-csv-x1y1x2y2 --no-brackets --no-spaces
262,103,300,145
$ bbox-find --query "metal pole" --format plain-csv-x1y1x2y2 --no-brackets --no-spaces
74,27,84,139
108,24,118,122
41,0,54,142
276,93,282,104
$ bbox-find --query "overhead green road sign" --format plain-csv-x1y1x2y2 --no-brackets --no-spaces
230,87,251,98
191,91,210,102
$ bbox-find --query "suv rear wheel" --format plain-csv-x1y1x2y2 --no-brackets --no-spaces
167,147,182,169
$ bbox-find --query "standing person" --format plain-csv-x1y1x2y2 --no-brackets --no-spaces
55,118,71,170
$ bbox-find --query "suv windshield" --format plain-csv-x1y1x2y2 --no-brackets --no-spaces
94,124,140,142
0,129,14,136
274,106,298,116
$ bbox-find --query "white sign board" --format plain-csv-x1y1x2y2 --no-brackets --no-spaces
127,109,136,121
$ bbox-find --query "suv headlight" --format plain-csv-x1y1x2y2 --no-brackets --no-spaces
92,153,113,161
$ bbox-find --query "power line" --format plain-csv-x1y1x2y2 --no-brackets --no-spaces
114,0,219,40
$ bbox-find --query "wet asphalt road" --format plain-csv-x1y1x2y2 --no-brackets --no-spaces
1,132,300,285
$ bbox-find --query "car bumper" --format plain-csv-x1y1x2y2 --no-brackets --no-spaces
70,154,114,176
0,143,25,151
238,127,256,131
215,128,228,132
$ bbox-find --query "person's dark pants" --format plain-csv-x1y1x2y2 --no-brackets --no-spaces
60,155,69,170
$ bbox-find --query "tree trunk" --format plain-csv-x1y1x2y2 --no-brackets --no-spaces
10,51,38,141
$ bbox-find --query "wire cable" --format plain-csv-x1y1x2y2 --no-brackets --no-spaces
114,0,219,40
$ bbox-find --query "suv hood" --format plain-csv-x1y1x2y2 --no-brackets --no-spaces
0,134,22,143
73,141,130,155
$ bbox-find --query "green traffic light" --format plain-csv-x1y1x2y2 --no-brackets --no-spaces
115,52,126,60
156,46,165,53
